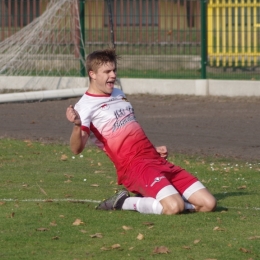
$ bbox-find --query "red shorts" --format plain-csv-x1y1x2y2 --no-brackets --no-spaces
122,158,198,199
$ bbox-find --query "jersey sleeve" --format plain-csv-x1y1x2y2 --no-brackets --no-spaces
74,99,92,134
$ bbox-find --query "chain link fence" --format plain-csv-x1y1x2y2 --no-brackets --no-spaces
0,0,259,80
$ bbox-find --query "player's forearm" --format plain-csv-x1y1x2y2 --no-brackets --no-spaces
69,125,87,154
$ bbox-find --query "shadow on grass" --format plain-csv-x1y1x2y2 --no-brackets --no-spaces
214,191,250,201
213,191,251,212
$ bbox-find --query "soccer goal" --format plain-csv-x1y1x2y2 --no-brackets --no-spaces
0,0,88,103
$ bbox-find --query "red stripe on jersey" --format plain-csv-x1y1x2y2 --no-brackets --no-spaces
90,123,107,146
85,92,111,97
81,125,90,134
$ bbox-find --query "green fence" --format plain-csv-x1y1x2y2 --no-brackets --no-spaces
0,0,259,81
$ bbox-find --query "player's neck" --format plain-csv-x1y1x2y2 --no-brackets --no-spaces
87,84,112,96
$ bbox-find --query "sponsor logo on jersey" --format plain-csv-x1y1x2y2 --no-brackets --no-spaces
150,176,166,187
100,104,110,110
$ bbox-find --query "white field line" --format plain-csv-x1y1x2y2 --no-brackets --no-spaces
0,198,101,203
0,198,259,211
222,206,260,211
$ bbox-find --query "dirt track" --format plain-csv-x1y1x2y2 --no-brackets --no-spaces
0,94,259,162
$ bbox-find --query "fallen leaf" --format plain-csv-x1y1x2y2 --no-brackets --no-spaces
64,179,72,183
137,233,144,240
182,245,191,250
59,215,65,218
90,233,103,238
24,139,33,144
239,247,250,253
213,226,225,231
50,221,57,226
60,154,68,161
153,246,170,254
237,185,246,189
142,222,154,226
37,183,47,196
91,184,99,187
52,236,59,240
122,225,132,231
0,201,5,206
100,246,110,251
111,244,121,249
36,227,49,231
222,186,229,188
72,219,84,226
248,236,260,240
44,199,53,202
80,230,87,233
194,239,201,244
64,174,74,179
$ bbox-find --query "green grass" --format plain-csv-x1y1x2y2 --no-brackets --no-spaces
0,139,260,260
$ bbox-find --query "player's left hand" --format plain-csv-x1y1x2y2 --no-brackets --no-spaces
156,146,168,159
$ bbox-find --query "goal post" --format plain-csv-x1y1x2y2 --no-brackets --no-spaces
0,0,87,102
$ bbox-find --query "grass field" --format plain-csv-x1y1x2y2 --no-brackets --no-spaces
0,138,259,260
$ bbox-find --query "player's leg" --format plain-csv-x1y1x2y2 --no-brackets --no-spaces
122,196,164,214
96,189,164,214
182,181,217,212
123,183,185,215
166,165,217,212
155,185,185,215
96,165,186,215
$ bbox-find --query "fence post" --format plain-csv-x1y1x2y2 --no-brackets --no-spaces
79,0,86,77
106,0,115,49
200,0,207,79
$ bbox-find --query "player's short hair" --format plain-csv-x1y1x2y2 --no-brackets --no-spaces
86,49,118,78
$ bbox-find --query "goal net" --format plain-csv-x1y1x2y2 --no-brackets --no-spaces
0,0,87,102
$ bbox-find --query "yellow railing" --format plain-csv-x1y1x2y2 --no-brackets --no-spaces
207,0,260,67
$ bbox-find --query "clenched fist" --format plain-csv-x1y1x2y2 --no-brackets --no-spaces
156,146,168,159
66,105,82,126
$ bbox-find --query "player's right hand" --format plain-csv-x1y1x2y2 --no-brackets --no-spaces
66,105,82,125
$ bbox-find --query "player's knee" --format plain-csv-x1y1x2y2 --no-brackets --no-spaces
162,200,185,215
203,196,217,212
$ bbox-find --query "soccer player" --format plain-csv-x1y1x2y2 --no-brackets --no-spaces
66,49,217,215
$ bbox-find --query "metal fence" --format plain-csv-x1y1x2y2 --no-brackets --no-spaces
0,0,259,80
207,0,260,75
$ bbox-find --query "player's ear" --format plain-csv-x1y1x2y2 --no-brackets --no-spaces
89,70,96,80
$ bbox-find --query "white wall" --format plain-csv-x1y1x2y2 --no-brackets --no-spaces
0,76,260,103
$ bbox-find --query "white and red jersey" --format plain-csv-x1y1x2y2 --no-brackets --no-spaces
74,88,161,184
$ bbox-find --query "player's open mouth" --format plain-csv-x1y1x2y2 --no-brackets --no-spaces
107,81,115,88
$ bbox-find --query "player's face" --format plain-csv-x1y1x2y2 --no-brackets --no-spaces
89,62,117,95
